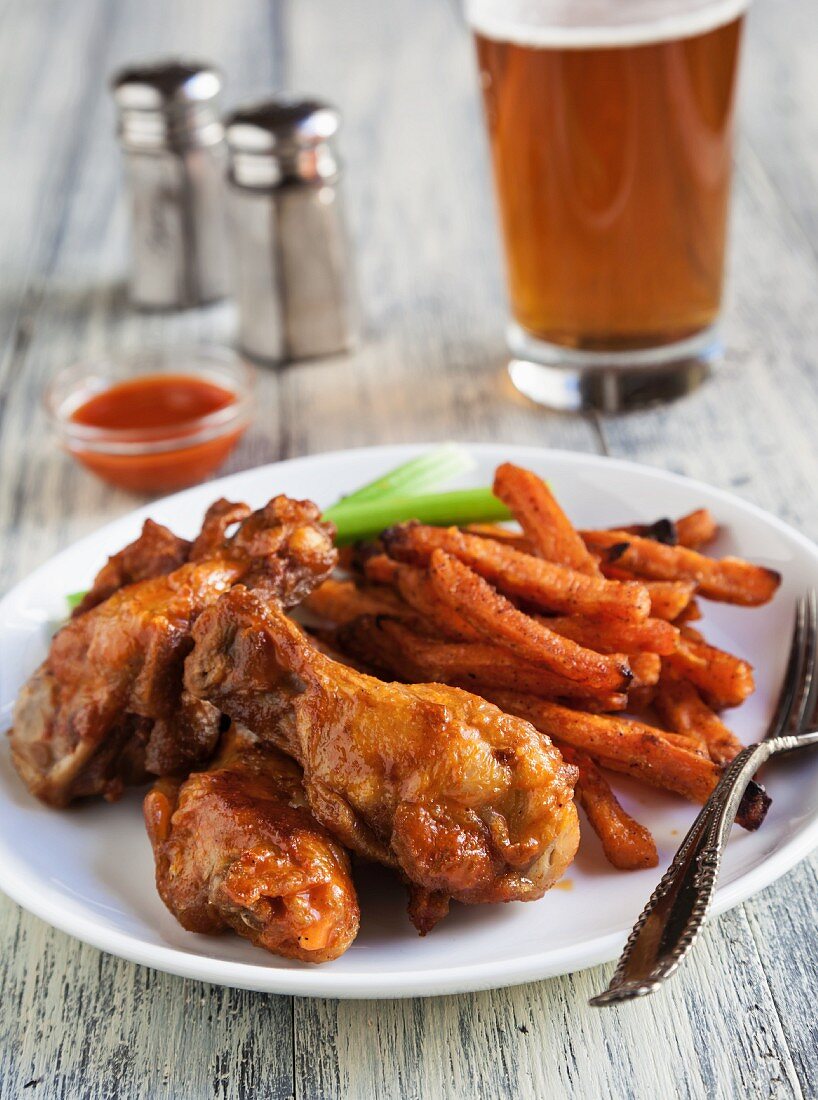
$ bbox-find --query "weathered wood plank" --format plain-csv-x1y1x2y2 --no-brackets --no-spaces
0,0,115,392
0,907,293,1100
295,896,804,1100
742,859,818,1090
742,0,818,256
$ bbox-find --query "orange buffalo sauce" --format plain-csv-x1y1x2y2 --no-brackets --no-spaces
69,374,246,493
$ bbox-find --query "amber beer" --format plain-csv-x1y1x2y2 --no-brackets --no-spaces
470,2,746,361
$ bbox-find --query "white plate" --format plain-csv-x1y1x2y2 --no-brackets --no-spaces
1,443,817,999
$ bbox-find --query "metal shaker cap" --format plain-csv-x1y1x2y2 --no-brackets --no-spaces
225,98,341,188
111,59,224,150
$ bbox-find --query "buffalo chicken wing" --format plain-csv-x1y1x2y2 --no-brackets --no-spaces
10,496,336,806
144,725,359,963
185,587,580,931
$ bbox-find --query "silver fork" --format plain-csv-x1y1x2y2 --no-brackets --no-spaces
590,590,818,1007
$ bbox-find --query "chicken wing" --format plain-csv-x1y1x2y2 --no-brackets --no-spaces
10,496,336,806
144,725,359,963
185,587,580,931
72,517,191,616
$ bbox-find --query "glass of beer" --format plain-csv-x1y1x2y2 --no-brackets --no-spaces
467,0,748,411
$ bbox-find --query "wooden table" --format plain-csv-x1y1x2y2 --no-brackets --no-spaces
1,1,815,1096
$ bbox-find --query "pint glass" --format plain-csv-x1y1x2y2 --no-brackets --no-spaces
467,1,748,410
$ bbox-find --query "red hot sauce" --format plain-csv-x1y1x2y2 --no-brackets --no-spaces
69,374,246,493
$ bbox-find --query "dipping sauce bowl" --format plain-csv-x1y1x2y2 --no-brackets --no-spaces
45,348,254,494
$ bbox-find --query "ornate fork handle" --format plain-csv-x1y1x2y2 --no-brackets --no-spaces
590,732,816,1007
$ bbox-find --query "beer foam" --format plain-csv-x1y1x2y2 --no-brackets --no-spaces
466,0,751,49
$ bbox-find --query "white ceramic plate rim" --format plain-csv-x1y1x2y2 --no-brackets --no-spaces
2,442,817,999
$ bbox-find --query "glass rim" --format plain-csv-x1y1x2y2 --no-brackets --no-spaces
465,0,751,49
44,346,255,456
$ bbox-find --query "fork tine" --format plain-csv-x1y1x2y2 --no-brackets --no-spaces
789,590,818,734
799,590,818,731
765,594,809,741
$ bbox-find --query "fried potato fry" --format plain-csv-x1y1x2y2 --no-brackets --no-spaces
336,616,628,709
303,578,406,625
340,469,770,860
332,614,409,679
627,685,659,712
483,693,769,831
464,523,532,553
358,555,487,644
664,631,755,709
382,524,650,624
362,553,400,585
428,550,632,691
627,652,661,690
582,529,780,606
541,614,678,656
674,598,702,625
559,745,658,870
610,518,678,546
594,754,769,831
346,539,388,576
493,463,600,574
675,509,718,550
656,730,710,757
645,581,698,620
303,627,373,673
485,695,716,800
611,509,717,551
655,677,744,765
599,568,696,621
375,559,484,643
483,693,718,801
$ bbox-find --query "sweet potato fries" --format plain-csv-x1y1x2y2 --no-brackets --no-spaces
304,462,780,871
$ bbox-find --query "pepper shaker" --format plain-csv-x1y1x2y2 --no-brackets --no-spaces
111,59,229,310
225,98,358,364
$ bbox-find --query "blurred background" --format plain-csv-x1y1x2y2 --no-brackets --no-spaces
2,0,817,573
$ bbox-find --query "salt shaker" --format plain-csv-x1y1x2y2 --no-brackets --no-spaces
111,59,229,310
224,98,358,364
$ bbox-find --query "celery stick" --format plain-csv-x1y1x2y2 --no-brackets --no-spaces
329,488,511,545
65,452,494,607
329,444,473,509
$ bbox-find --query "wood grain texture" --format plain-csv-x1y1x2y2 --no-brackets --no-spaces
0,0,815,1097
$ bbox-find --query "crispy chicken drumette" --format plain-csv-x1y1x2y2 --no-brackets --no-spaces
10,496,336,806
144,725,359,963
186,587,580,931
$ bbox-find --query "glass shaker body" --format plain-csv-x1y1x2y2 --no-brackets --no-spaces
123,139,229,309
225,98,358,365
112,60,230,310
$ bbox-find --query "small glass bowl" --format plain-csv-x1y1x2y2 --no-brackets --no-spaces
45,347,255,494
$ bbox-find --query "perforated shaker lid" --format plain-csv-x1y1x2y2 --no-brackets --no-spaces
111,59,225,149
225,97,342,187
